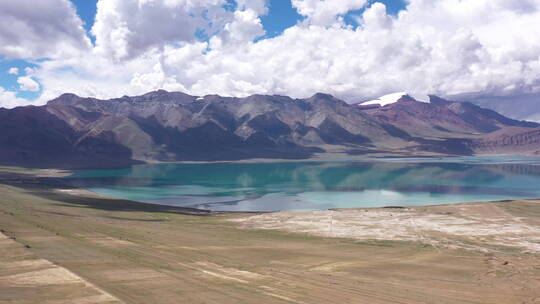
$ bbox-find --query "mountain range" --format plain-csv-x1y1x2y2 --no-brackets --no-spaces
0,90,539,168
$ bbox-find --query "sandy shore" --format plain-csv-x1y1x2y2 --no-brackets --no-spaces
1,167,539,303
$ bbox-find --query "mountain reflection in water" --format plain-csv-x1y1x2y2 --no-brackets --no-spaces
66,156,540,211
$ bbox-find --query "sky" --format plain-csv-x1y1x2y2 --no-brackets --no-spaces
0,0,539,109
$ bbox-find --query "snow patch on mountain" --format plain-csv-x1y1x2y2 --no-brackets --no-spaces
361,92,430,107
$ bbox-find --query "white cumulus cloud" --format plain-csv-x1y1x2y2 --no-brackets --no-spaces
292,0,368,26
8,67,19,75
0,0,91,59
17,76,40,92
92,0,232,60
114,0,540,101
236,0,268,15
211,8,266,47
0,87,36,109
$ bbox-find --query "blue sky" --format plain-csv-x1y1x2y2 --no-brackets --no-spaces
0,58,41,99
71,0,98,37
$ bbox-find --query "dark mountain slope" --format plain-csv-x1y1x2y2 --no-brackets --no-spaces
0,107,135,168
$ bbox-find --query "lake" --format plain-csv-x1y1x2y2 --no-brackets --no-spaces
66,156,540,212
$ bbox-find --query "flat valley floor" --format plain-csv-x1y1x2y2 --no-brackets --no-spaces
0,168,539,304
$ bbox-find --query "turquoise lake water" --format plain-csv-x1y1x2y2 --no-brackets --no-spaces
68,156,540,211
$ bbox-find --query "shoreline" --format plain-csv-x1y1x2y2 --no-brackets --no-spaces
52,179,540,254
55,185,540,214
80,152,540,167
7,152,539,171
34,154,540,215
6,162,539,214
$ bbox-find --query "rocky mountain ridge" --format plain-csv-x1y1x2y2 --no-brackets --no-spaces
0,90,539,168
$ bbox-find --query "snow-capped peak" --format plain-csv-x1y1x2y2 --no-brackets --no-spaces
361,92,430,107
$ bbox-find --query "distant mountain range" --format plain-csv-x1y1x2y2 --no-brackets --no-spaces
463,93,540,123
1,90,539,168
